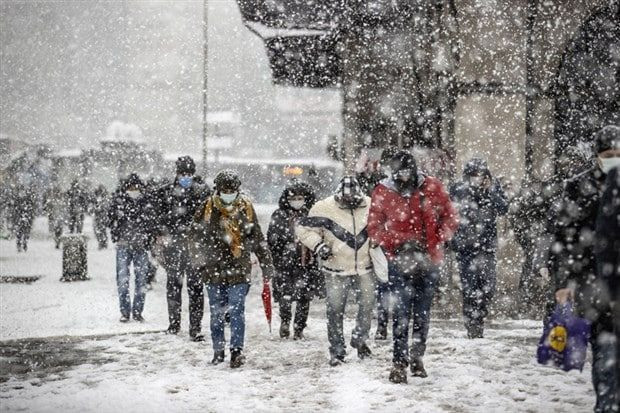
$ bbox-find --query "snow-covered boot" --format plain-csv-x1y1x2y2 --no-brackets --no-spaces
166,324,180,335
410,357,427,378
293,329,304,340
230,348,245,368
389,363,408,384
119,315,130,323
211,350,225,365
329,354,345,367
353,342,372,359
279,322,290,339
375,325,388,340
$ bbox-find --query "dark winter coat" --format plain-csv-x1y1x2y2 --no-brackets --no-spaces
92,186,110,227
66,181,89,215
595,167,620,301
549,165,612,321
108,186,157,249
450,179,509,255
267,182,319,301
154,179,210,238
191,194,274,285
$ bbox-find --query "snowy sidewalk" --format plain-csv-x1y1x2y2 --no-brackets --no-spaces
0,218,595,412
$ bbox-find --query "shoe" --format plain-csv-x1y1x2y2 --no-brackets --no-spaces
279,323,290,339
375,326,388,340
166,325,180,335
224,312,231,325
293,330,304,340
329,354,346,366
190,332,205,342
351,340,372,359
119,315,130,323
211,350,225,365
132,314,145,322
410,358,427,378
389,363,408,384
230,348,245,368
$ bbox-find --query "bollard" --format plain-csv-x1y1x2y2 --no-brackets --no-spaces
59,234,89,281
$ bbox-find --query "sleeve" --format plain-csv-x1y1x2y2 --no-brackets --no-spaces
267,210,287,266
434,180,459,243
367,186,395,251
595,168,620,295
490,179,510,215
295,203,326,253
248,204,274,281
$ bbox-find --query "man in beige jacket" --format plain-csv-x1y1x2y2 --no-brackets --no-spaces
296,176,375,366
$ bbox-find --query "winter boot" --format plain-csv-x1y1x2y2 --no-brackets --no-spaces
375,325,388,340
132,313,145,322
211,350,225,365
389,363,408,384
119,315,130,323
352,341,372,359
190,329,205,342
230,348,246,368
279,322,290,339
410,357,427,378
166,324,180,335
293,329,304,340
329,354,345,367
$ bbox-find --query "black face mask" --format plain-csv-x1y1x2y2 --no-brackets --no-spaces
393,169,417,194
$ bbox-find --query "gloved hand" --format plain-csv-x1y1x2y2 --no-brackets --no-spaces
316,243,332,260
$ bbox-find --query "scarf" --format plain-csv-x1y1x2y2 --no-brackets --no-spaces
203,195,254,258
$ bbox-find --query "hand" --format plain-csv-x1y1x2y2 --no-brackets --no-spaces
316,243,332,260
555,288,574,304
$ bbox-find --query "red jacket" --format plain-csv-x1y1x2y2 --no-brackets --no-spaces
368,176,459,264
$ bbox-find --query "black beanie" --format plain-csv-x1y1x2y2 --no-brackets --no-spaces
594,125,620,154
176,156,196,175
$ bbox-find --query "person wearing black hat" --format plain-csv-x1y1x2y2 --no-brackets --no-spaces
549,125,619,412
192,169,274,367
108,173,157,322
153,156,210,340
450,158,509,339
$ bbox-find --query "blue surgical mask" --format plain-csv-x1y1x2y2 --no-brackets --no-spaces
178,176,193,189
220,192,238,204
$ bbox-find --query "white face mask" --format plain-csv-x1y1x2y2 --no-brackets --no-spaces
289,200,305,210
126,190,141,199
469,176,484,187
220,192,238,204
599,157,620,174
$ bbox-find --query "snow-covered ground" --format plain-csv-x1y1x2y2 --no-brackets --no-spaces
1,217,595,412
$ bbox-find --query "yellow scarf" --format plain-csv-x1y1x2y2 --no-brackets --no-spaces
203,195,254,258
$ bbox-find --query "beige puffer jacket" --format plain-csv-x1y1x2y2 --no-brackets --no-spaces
295,195,372,277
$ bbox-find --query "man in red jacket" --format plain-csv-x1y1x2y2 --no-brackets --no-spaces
368,150,458,384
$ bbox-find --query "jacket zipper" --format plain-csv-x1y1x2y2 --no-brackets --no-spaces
351,209,358,275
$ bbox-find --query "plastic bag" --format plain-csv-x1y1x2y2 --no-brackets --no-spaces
369,246,388,283
537,302,591,372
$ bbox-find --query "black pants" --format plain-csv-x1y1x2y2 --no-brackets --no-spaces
279,295,311,333
69,213,84,233
163,243,204,334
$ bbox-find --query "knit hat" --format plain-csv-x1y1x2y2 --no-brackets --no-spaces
176,156,196,175
594,125,620,154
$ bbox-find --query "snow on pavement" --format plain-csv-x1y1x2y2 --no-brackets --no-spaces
0,218,595,412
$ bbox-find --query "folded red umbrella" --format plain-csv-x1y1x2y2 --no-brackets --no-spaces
261,279,272,333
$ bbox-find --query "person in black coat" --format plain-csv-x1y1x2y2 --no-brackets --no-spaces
450,158,509,338
595,166,620,404
108,173,157,322
153,156,211,340
66,179,89,233
92,184,110,249
551,125,619,413
267,180,318,340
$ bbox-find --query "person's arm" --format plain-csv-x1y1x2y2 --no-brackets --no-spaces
367,186,395,251
595,168,620,296
295,203,327,254
489,178,510,215
433,179,459,243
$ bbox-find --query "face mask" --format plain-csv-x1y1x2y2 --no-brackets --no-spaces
599,157,620,174
470,176,484,187
289,200,305,210
220,192,238,204
394,170,411,182
126,190,141,200
178,176,193,189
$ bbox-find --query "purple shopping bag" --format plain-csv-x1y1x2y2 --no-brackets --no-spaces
537,302,591,372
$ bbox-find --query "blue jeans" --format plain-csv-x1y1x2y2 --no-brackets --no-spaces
206,283,250,352
324,272,376,358
116,245,149,317
391,262,438,365
457,251,497,332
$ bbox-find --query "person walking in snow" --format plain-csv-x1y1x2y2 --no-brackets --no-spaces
108,173,157,323
92,184,110,249
66,179,89,234
192,170,274,368
368,150,458,383
450,158,509,339
44,185,66,249
153,156,210,340
550,125,619,412
267,180,318,340
296,176,375,366
12,176,36,253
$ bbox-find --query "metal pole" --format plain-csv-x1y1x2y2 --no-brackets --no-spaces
524,0,537,178
202,0,209,175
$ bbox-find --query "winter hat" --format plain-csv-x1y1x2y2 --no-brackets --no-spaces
176,156,196,175
389,150,417,174
214,169,241,192
334,175,363,208
593,125,620,154
123,173,144,191
280,179,316,210
463,158,491,178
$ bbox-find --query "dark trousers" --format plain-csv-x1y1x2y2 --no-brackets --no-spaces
391,262,438,365
457,251,496,334
376,280,393,333
94,217,108,248
591,313,618,413
163,243,204,334
279,295,311,333
69,213,84,233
